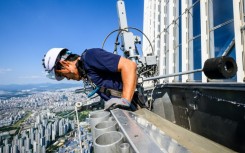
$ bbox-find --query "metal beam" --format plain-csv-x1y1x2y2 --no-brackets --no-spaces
200,0,214,82
233,0,245,82
111,109,189,153
159,0,168,83
142,0,151,56
143,69,202,81
168,0,179,82
181,0,194,82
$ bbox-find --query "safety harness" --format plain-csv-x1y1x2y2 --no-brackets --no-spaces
99,87,122,98
76,50,148,112
76,50,122,98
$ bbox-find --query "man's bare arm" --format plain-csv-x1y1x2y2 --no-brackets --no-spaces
117,57,137,102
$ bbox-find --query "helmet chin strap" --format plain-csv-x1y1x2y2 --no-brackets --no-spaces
75,59,99,97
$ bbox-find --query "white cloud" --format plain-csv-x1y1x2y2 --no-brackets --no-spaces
18,75,44,79
0,68,12,73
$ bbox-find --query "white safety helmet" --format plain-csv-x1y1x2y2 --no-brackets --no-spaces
42,48,71,81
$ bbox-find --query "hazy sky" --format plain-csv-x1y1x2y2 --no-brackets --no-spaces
0,0,143,85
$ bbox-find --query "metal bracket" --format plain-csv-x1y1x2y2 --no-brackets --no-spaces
111,109,190,153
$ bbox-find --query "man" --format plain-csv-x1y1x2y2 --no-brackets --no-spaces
42,48,144,111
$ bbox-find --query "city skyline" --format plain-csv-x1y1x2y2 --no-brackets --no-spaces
0,86,96,152
0,0,144,85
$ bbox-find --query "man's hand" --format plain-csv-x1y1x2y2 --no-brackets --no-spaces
104,98,131,111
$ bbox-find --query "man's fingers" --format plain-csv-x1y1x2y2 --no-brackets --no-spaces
104,103,117,111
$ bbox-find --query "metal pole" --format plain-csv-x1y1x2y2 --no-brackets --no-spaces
222,38,235,56
233,0,245,82
143,69,202,81
75,103,83,153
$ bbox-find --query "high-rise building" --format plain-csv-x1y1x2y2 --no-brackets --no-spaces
52,124,56,141
37,145,42,153
40,137,45,147
21,146,25,153
36,115,41,125
35,130,40,145
33,141,37,153
64,124,68,134
59,119,64,136
45,124,51,144
38,125,44,137
25,138,31,150
142,0,244,83
53,120,58,135
18,137,24,148
42,118,48,127
12,144,18,153
41,146,46,153
29,128,34,144
4,138,8,146
4,144,11,153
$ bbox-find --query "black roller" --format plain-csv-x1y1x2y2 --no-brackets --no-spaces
203,56,237,79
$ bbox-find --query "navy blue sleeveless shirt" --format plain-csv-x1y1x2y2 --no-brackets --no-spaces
81,48,123,100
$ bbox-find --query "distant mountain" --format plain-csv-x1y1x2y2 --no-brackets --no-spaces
0,83,83,91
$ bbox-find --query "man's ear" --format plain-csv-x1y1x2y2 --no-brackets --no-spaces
58,61,70,72
60,60,68,64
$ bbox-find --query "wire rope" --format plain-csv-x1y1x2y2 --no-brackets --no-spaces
144,0,200,52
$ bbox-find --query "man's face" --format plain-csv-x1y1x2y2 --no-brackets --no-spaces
55,60,81,81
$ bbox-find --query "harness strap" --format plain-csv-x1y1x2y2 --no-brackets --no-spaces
99,87,122,98
79,50,122,98
76,50,88,80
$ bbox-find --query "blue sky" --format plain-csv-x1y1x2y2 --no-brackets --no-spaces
0,0,143,85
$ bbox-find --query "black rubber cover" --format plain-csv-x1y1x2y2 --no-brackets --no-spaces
203,56,237,79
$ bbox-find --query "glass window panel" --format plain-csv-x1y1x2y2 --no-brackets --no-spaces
213,0,233,26
192,0,201,81
212,0,235,80
213,23,234,57
193,36,202,81
192,0,200,36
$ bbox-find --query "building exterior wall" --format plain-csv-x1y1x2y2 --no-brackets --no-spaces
143,0,245,83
